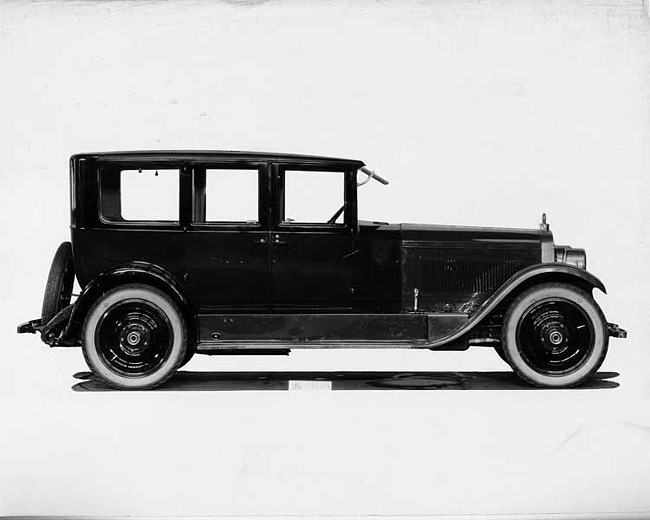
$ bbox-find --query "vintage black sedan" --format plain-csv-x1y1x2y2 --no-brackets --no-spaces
18,151,626,390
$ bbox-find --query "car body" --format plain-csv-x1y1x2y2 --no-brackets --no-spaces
18,151,627,389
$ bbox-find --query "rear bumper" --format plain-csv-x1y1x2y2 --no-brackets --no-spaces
18,304,78,346
17,319,41,334
608,322,627,339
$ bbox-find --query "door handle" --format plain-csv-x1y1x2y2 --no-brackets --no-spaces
254,238,267,245
273,234,288,245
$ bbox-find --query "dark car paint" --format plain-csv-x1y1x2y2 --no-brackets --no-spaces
56,151,608,349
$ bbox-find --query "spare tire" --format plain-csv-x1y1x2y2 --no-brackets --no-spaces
41,242,75,324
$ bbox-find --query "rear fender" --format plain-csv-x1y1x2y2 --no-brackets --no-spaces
61,262,192,345
428,263,606,348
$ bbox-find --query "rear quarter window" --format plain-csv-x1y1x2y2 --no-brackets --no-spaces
99,167,180,223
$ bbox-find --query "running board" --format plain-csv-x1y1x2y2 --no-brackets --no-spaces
197,340,419,352
196,312,469,351
198,313,426,345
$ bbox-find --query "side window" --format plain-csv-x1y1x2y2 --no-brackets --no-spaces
193,168,259,224
283,170,344,225
99,167,180,223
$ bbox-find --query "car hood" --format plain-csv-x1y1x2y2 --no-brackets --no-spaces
359,221,547,244
398,223,545,243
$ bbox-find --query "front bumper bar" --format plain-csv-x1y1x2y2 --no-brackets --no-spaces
607,322,627,338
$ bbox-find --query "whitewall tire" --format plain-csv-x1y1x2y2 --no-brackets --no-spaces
82,284,187,390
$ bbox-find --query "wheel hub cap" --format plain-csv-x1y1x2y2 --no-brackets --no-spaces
548,329,564,346
118,321,151,355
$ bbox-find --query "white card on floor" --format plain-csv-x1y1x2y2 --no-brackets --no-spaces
288,380,332,391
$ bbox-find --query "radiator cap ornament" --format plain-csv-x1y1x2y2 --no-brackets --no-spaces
540,212,550,231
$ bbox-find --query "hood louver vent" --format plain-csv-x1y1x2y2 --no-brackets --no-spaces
402,244,540,313
420,256,529,294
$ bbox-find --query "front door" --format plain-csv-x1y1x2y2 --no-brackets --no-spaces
270,163,357,310
183,162,272,310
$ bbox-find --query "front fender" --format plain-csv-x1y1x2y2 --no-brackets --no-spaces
61,261,190,345
427,263,606,348
492,263,606,296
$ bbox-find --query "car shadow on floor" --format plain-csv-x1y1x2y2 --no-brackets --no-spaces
71,370,620,392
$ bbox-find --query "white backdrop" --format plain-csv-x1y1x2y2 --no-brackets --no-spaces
1,0,649,517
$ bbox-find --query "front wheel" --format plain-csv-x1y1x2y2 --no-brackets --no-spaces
501,283,608,388
82,284,187,390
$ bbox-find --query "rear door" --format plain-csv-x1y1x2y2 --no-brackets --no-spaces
183,161,272,310
75,160,185,287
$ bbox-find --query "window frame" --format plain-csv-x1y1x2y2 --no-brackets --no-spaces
273,162,357,233
189,161,268,230
96,161,183,229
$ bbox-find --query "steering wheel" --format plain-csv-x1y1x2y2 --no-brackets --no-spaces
327,203,346,225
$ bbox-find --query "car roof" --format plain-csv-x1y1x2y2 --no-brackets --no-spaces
71,150,365,167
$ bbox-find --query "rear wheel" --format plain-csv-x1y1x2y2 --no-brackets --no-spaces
41,242,74,324
502,283,608,388
82,284,187,390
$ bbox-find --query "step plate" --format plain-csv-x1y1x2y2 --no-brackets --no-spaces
197,313,427,346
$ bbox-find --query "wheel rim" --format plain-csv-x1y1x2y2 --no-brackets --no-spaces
95,298,174,377
516,298,595,376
